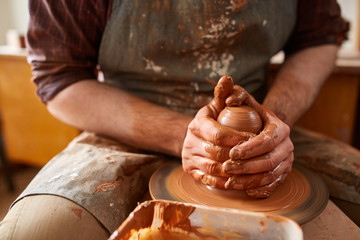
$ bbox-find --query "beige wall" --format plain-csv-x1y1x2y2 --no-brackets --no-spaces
0,1,12,45
0,0,29,45
338,0,360,52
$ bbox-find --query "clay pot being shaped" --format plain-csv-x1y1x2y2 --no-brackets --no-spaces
217,106,262,134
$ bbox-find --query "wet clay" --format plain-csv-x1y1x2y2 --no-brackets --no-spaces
110,201,219,240
166,166,310,213
217,106,262,134
125,229,214,240
150,162,329,224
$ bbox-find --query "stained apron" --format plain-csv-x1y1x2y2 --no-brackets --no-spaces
13,0,297,233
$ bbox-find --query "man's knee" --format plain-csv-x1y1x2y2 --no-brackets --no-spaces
0,195,109,240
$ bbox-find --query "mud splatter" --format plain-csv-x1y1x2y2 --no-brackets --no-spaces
193,7,244,78
143,57,167,76
95,179,121,193
230,0,247,11
259,220,267,233
68,207,83,219
105,154,119,164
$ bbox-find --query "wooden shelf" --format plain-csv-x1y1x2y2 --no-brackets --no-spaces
0,47,80,167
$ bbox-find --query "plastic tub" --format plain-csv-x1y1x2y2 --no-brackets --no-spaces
109,200,303,240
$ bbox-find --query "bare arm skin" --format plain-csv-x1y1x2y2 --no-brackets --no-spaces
263,44,338,127
47,80,192,157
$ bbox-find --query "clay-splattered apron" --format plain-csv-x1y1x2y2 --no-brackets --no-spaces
99,0,297,116
13,0,296,233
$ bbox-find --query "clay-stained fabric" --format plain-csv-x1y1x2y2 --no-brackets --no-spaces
12,132,168,232
291,127,360,205
99,0,297,116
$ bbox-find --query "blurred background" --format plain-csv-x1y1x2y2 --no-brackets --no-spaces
0,0,359,224
0,0,28,46
0,0,80,220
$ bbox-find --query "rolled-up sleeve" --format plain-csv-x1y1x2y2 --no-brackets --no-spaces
284,0,349,55
27,0,112,103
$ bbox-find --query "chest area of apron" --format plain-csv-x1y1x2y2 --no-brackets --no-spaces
100,0,295,79
99,0,296,115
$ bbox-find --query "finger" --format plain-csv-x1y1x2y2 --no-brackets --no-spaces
225,85,249,107
225,136,294,174
226,85,260,108
224,157,292,190
230,123,291,159
226,85,274,124
204,142,231,162
188,169,227,189
224,141,289,174
245,172,289,198
182,154,229,177
190,109,255,147
182,130,231,162
208,76,234,115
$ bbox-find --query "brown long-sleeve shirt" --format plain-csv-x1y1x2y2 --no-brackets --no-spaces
27,0,349,104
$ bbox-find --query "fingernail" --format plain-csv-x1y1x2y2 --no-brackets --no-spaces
230,149,242,160
230,149,238,159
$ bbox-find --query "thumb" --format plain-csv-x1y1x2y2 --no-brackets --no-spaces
209,75,234,115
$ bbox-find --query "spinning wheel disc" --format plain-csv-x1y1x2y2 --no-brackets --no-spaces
149,162,328,224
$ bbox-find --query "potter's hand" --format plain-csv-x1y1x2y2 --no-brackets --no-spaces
223,85,294,198
182,76,255,188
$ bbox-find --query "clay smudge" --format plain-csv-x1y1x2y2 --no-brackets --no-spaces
94,179,121,193
194,7,244,79
230,0,247,11
68,207,83,219
115,201,218,240
259,220,267,233
121,155,159,176
259,220,268,233
166,166,311,213
143,57,167,76
105,154,120,164
265,214,289,223
122,164,140,176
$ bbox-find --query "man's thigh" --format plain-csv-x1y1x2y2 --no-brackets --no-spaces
0,195,109,240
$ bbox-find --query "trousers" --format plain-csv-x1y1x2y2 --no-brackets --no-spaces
0,195,109,240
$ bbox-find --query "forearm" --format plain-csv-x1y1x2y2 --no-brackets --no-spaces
263,44,338,127
47,80,193,157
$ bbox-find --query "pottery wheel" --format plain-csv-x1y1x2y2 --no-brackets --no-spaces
149,162,328,224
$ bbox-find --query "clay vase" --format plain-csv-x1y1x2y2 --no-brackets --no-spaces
217,106,262,134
